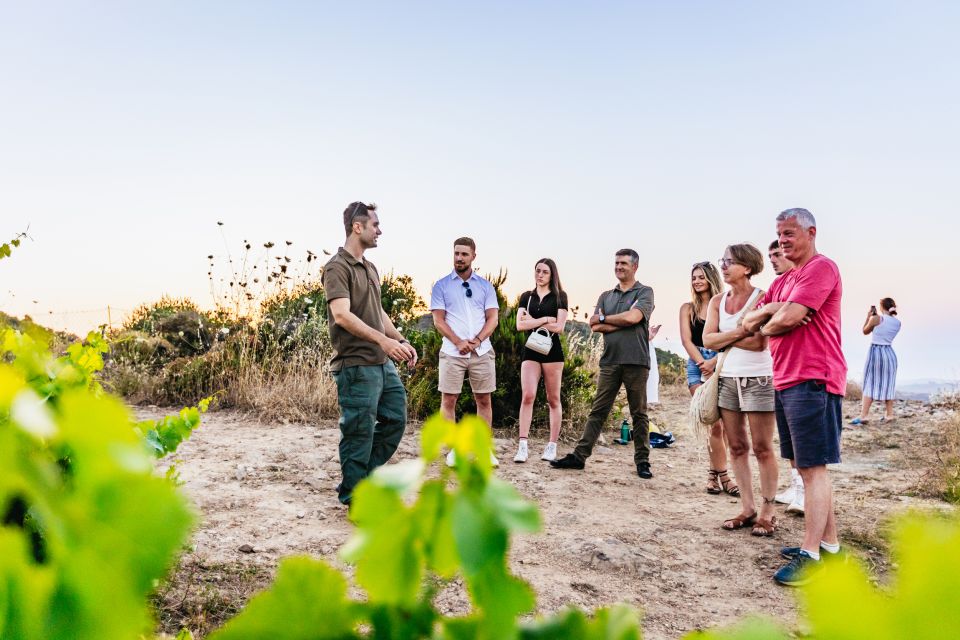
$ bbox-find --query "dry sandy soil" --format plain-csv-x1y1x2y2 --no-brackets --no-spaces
147,386,956,639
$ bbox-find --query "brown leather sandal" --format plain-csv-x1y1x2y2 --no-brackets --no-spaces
721,511,757,530
751,516,778,537
717,470,740,497
706,469,723,494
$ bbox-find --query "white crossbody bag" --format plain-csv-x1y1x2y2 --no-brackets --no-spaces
523,294,554,355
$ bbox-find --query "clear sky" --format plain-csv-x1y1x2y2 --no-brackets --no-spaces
1,2,956,382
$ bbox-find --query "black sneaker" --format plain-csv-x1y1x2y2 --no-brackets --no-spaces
549,453,585,470
637,462,653,479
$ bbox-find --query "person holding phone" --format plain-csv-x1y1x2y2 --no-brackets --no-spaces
851,298,901,424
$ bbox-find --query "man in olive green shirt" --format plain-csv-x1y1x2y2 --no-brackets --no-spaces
323,201,417,505
551,249,656,479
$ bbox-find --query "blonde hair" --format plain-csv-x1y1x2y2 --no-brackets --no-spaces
690,262,722,323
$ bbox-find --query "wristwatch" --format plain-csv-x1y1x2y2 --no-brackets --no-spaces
599,313,606,323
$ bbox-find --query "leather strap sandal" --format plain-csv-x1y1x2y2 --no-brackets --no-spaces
717,470,740,497
706,469,723,494
721,511,757,530
751,516,779,537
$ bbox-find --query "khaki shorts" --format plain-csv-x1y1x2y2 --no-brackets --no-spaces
438,350,497,394
718,376,775,413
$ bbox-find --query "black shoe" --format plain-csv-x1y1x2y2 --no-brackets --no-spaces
550,453,585,470
637,462,653,479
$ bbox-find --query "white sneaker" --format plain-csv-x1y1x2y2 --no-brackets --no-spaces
490,452,499,468
785,483,805,515
541,442,558,461
446,450,456,467
775,484,796,505
513,441,529,463
775,472,801,504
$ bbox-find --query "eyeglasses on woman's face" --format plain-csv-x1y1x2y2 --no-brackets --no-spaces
717,258,739,269
462,281,473,298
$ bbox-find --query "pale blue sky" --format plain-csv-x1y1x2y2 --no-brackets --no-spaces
1,2,956,381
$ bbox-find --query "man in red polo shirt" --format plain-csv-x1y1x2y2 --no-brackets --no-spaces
743,208,846,586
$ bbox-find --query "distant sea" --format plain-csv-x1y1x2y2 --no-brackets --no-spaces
895,379,959,402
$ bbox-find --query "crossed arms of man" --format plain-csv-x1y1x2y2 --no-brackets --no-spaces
741,301,812,336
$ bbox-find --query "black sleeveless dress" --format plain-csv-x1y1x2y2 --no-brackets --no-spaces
518,290,568,364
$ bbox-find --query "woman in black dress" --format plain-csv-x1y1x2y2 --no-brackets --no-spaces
514,258,568,462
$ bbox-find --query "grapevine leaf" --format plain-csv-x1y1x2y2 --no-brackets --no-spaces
210,556,359,640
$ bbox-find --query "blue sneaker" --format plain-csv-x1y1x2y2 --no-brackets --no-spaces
781,545,840,560
774,549,820,586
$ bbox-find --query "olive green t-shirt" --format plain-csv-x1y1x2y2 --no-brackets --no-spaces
594,281,655,367
323,248,387,371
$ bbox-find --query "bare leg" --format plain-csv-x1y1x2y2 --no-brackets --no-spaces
747,411,778,522
798,465,837,550
440,393,459,423
721,408,754,517
859,396,874,420
542,363,564,443
474,393,493,427
691,382,729,478
884,400,895,420
518,361,542,439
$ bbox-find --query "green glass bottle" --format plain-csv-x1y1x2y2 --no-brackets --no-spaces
620,419,631,443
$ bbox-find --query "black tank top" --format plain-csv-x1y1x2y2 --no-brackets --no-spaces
690,314,706,348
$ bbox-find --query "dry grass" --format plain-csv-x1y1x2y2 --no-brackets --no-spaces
845,379,863,401
152,555,271,638
228,358,339,422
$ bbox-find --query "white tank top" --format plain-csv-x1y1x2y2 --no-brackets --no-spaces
718,289,774,377
871,315,901,346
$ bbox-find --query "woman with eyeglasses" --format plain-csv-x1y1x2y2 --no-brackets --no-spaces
513,258,568,463
851,297,902,425
703,244,778,537
680,261,738,496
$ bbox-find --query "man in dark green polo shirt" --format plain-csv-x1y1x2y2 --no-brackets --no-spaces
550,249,656,479
323,201,418,505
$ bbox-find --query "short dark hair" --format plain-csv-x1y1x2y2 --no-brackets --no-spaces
343,201,377,236
615,248,639,265
881,297,897,316
726,243,764,277
769,239,780,251
454,237,476,252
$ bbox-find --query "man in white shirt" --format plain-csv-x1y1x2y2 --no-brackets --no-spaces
430,237,500,466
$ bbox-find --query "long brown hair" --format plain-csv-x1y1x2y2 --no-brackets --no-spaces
690,261,722,322
533,258,564,301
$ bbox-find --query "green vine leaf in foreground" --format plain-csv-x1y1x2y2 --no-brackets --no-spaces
0,354,193,639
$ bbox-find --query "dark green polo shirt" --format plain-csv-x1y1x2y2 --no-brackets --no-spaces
594,281,655,367
323,248,387,371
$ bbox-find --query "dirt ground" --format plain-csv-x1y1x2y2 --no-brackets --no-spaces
148,386,956,639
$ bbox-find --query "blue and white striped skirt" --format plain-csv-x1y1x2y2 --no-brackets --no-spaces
862,344,898,400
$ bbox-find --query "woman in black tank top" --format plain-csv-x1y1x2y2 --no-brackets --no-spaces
679,261,738,497
513,258,568,464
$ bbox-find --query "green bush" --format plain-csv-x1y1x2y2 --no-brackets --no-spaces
404,271,596,434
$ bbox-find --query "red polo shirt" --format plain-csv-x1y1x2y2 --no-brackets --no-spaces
764,254,847,396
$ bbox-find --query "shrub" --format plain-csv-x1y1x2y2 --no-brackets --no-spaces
846,379,863,401
403,271,596,437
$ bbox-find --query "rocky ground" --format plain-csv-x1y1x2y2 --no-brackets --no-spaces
148,386,956,638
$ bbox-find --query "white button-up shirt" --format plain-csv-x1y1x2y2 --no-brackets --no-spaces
430,270,499,357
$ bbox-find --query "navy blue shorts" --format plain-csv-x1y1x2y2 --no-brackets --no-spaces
775,380,843,468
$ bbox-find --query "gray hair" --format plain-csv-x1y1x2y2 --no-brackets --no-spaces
615,248,639,266
776,208,816,229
